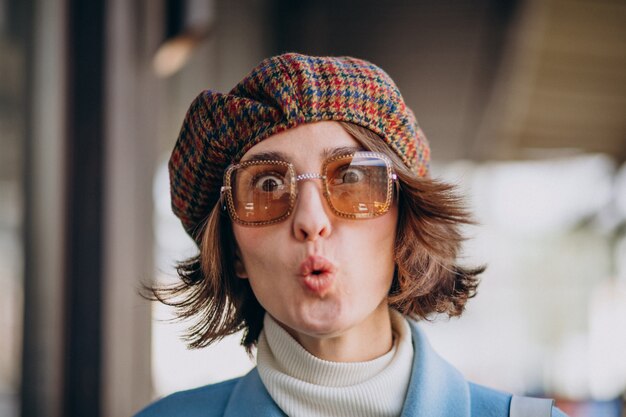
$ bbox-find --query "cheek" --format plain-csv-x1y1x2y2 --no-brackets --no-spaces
366,207,397,249
347,208,398,268
379,212,398,268
232,225,257,253
232,225,279,273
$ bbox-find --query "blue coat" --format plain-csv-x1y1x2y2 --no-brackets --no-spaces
136,321,567,416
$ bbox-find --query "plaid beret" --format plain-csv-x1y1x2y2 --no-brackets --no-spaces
169,52,430,240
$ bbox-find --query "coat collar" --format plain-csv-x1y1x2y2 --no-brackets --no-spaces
400,322,471,417
223,320,470,417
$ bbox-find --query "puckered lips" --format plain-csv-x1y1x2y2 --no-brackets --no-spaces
299,255,337,297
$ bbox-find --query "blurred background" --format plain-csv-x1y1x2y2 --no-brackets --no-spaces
1,0,625,416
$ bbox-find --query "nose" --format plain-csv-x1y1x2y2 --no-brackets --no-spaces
292,180,332,241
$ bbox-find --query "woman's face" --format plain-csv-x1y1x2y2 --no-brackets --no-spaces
232,121,398,356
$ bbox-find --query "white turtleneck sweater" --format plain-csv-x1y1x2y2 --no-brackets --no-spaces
256,309,414,417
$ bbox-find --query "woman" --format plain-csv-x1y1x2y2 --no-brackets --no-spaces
137,53,566,416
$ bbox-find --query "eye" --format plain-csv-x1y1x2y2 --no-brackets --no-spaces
253,173,285,192
332,166,365,185
342,169,362,184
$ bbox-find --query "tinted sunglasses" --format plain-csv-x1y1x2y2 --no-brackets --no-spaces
220,151,397,226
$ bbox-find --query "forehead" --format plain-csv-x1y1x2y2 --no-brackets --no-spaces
241,121,361,164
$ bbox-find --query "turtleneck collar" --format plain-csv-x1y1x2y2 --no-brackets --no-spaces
256,309,414,417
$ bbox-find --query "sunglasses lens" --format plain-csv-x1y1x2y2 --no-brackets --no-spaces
230,163,293,224
325,153,392,217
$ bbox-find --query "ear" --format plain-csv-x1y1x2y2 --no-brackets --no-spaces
234,247,249,279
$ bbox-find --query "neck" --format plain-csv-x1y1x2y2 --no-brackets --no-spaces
280,302,393,362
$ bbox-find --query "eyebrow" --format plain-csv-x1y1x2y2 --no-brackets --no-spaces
243,151,289,162
323,146,364,159
242,146,364,163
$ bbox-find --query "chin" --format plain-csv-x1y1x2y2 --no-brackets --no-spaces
290,307,355,338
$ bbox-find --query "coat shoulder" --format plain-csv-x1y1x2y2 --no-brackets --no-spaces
469,383,512,416
470,383,569,417
134,377,241,417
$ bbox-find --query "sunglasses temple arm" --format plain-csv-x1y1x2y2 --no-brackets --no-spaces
219,186,231,210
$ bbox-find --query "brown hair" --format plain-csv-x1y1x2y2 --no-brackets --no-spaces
150,122,484,353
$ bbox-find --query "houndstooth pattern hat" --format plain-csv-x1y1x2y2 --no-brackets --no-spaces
169,53,430,241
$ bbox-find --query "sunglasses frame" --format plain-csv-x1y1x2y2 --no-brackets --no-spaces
220,151,396,227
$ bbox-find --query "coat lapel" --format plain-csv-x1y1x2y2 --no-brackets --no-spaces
223,368,286,416
400,322,472,417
